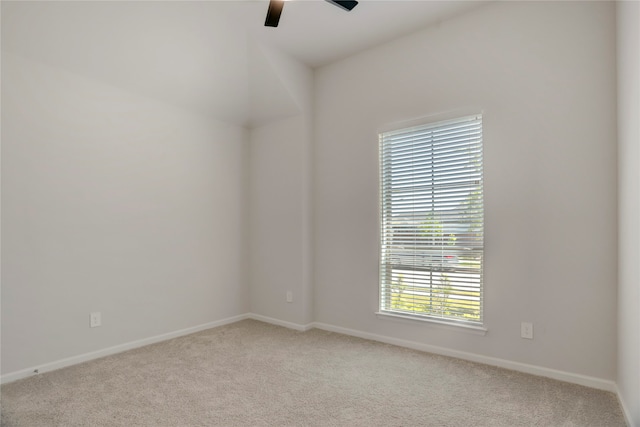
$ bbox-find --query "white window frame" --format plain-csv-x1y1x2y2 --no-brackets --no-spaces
378,113,484,328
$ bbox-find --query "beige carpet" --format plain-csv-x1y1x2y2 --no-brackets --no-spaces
0,319,626,426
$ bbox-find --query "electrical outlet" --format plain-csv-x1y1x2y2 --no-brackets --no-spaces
521,322,533,339
90,312,102,328
286,291,293,303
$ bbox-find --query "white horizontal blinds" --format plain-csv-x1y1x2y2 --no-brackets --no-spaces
379,115,483,325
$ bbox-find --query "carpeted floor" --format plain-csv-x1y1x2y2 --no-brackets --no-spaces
0,319,627,426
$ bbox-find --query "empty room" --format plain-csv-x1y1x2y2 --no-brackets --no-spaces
1,0,639,426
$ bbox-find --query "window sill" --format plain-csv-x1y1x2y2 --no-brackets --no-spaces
375,311,488,336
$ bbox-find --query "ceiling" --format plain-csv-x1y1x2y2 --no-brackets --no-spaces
2,1,487,127
221,0,487,68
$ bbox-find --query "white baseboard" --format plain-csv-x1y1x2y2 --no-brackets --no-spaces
0,313,250,385
615,384,635,427
1,313,621,400
311,321,618,393
247,313,313,332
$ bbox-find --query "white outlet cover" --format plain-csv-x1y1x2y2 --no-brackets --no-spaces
521,322,533,339
90,312,102,328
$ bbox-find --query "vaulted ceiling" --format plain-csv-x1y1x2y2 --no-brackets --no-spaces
2,1,486,127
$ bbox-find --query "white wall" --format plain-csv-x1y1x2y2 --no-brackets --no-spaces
1,52,249,375
617,1,640,424
248,44,315,326
249,116,311,325
314,1,618,381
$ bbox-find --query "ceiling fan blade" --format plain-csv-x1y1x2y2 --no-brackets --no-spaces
325,0,358,12
265,0,284,27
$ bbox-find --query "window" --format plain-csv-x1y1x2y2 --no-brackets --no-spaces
379,114,484,326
